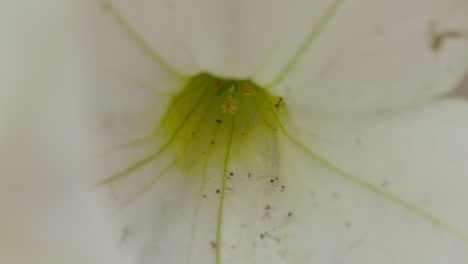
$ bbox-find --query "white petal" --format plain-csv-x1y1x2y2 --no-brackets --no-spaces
84,2,186,137
104,98,468,263
102,118,329,264
270,0,468,113
280,99,468,262
0,2,124,263
58,1,468,264
93,0,340,79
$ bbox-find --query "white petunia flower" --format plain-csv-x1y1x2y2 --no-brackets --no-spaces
2,0,468,264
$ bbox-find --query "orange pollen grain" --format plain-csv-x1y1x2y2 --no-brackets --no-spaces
242,84,254,96
221,95,238,115
214,80,222,91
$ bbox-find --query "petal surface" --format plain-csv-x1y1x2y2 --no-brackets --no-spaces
281,98,468,262
99,98,468,264
268,0,468,113
95,0,336,79
0,2,125,263
83,1,468,264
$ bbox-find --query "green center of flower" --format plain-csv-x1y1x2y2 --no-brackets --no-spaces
161,73,284,172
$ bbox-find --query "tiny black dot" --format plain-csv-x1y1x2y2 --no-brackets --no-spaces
203,195,207,198
248,173,251,177
210,241,217,248
260,233,264,239
229,172,234,176
288,212,292,217
216,119,222,123
216,189,220,194
270,179,274,183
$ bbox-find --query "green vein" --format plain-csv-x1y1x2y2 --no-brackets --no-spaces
215,116,236,264
267,0,346,88
161,77,208,125
122,89,217,207
188,100,223,264
101,0,187,79
98,81,210,185
123,78,208,150
259,92,468,243
252,87,468,244
286,132,468,243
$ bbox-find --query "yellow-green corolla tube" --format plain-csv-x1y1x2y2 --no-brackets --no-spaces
2,0,468,263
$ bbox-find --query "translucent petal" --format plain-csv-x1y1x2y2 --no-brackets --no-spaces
86,1,468,263
9,1,467,264
94,0,467,106
0,2,125,263
281,99,468,262
94,0,337,79
270,0,468,114
103,98,468,263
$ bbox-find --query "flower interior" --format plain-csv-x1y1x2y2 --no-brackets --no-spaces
103,73,288,207
162,73,284,175
99,2,468,261
102,73,294,262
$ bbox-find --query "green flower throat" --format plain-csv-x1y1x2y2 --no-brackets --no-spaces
161,74,284,173
103,73,287,197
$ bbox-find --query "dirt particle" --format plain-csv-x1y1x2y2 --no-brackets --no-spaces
355,138,362,145
216,189,220,194
216,119,222,123
288,212,293,217
331,192,339,200
214,80,222,90
431,30,467,51
210,241,217,248
275,97,284,110
121,226,130,243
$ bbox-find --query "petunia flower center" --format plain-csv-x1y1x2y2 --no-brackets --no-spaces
102,73,291,263
162,73,284,172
